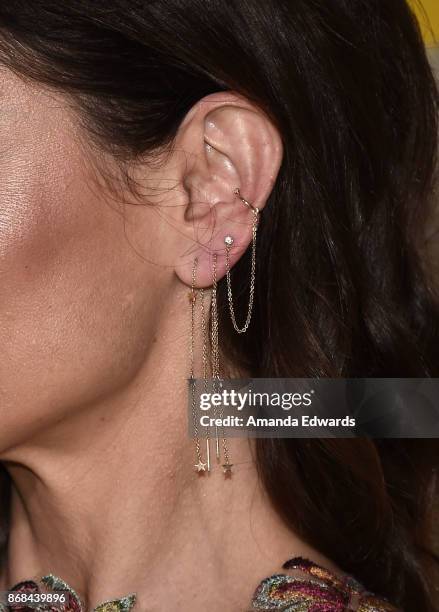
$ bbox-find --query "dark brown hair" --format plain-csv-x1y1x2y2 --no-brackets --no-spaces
0,1,438,610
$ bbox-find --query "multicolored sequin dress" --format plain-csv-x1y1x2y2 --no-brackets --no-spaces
250,556,400,611
0,556,400,611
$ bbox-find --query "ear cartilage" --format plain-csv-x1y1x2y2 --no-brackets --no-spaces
224,235,234,246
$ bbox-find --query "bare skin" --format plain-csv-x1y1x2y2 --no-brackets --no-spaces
0,67,341,611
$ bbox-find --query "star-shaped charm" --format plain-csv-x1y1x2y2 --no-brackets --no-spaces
194,460,207,472
222,463,233,475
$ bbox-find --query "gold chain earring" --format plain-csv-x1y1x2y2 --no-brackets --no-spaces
199,286,211,472
224,188,260,334
188,189,259,475
189,255,232,476
189,257,208,474
210,252,221,464
211,253,232,475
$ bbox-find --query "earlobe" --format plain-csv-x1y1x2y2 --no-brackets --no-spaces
174,91,283,289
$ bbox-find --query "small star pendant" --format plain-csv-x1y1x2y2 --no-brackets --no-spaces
222,463,233,475
194,461,207,473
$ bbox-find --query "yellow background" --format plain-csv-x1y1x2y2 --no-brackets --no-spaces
411,0,439,46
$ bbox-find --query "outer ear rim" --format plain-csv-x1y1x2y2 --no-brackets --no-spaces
174,92,283,289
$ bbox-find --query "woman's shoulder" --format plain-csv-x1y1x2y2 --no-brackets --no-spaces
250,556,400,611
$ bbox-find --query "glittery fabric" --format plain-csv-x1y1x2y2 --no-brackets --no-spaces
250,557,400,611
0,556,399,611
0,574,136,612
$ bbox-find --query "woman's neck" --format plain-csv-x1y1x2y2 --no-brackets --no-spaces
0,311,339,611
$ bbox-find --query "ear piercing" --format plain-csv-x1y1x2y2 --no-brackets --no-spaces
224,188,260,334
233,187,260,215
188,188,261,477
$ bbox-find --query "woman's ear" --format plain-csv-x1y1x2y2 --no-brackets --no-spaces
173,91,283,288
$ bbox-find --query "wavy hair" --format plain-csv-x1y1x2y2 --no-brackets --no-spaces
0,1,438,609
